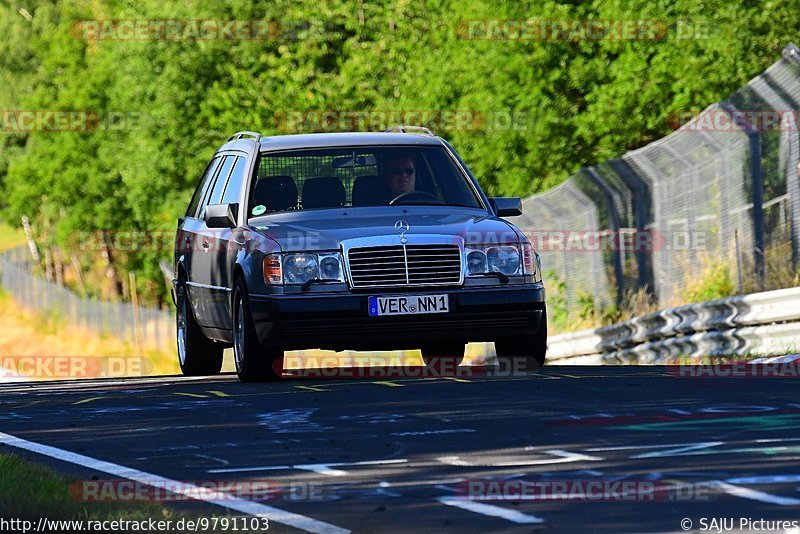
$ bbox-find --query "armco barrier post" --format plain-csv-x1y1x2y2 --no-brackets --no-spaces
720,101,766,290
129,271,143,355
750,130,766,290
789,159,800,269
782,43,800,270
607,159,654,294
582,166,624,306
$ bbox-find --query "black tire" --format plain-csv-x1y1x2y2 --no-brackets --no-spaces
421,341,465,371
176,282,223,376
494,308,547,373
233,278,283,383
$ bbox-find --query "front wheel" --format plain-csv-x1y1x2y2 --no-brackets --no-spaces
176,282,223,376
494,309,547,373
233,279,283,382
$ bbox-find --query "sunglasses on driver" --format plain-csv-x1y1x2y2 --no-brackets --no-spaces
390,167,415,176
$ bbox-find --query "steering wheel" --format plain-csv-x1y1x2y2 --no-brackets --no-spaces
389,191,443,206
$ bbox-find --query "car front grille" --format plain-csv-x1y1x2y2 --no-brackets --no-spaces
347,244,462,288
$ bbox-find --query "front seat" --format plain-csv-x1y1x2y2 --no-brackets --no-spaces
351,175,390,206
302,177,346,209
252,175,298,213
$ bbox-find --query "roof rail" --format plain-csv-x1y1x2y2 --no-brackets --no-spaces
382,125,436,136
227,131,262,142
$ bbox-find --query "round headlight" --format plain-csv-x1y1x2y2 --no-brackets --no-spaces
283,254,319,284
319,255,342,280
487,246,521,276
466,249,488,275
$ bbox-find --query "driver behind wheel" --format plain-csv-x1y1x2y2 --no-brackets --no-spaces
384,153,416,199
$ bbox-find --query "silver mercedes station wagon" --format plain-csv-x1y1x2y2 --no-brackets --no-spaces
173,127,546,382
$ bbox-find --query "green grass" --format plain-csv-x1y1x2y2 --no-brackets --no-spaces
0,454,266,532
679,260,736,304
0,454,179,521
671,350,799,364
0,221,26,253
550,246,800,335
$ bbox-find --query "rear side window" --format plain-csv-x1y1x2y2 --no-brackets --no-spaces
186,156,221,218
221,156,247,205
200,155,235,218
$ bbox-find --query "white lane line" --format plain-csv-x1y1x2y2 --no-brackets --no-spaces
436,457,476,467
1,376,215,389
208,465,292,474
296,464,348,476
0,431,349,534
391,429,476,436
0,367,29,383
587,441,719,452
437,497,544,524
750,354,800,364
209,458,408,475
588,438,800,453
296,459,408,477
724,474,800,485
714,481,800,506
438,450,602,467
543,450,603,462
632,442,724,459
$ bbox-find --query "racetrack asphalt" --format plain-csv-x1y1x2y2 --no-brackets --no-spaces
2,366,800,533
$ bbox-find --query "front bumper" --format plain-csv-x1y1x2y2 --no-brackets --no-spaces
249,285,545,351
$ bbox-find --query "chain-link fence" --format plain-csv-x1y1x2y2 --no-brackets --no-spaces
522,42,800,314
0,246,174,352
2,45,799,339
517,178,611,311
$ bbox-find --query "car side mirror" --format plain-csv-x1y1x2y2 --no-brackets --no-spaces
205,203,239,228
490,197,522,217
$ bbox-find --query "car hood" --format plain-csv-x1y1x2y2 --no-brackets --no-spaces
248,206,522,251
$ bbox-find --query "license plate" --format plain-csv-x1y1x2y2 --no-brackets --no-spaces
368,294,450,317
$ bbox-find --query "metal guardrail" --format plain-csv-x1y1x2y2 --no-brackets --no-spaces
549,287,800,363
3,241,797,364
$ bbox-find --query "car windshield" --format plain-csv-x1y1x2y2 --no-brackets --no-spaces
247,146,482,216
